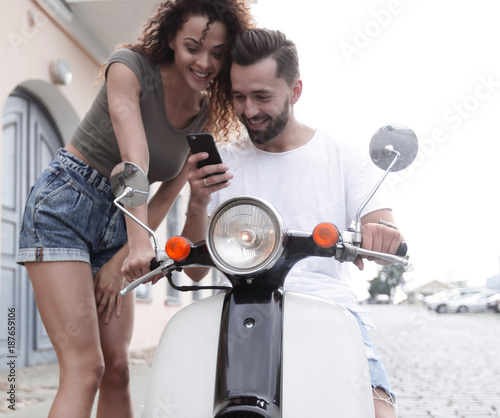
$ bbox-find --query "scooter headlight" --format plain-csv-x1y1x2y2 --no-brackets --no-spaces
206,197,285,275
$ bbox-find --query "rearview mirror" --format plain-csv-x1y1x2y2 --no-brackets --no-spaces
369,124,418,172
110,162,149,207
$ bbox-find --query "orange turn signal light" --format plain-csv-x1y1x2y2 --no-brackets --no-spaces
312,223,339,248
165,236,191,261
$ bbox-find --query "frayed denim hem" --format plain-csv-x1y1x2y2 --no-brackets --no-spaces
373,386,398,417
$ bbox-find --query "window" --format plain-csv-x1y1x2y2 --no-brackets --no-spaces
166,197,182,304
135,282,151,301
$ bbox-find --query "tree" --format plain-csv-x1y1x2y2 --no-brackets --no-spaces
368,257,413,301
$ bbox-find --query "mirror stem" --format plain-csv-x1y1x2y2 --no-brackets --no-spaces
354,147,400,246
113,188,163,259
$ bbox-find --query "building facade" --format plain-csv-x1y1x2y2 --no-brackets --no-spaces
0,0,212,369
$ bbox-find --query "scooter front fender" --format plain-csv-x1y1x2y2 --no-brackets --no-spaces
142,291,375,417
282,291,375,417
142,293,225,418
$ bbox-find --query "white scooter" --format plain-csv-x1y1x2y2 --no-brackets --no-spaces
111,124,418,418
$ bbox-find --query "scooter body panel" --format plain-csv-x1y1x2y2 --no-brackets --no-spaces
143,290,375,417
142,293,225,418
282,291,375,417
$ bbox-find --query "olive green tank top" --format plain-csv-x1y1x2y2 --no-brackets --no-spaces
70,49,209,183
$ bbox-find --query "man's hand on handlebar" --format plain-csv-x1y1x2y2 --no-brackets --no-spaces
354,222,404,271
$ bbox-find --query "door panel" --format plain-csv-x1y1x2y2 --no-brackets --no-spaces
1,97,26,367
28,101,61,365
1,91,62,368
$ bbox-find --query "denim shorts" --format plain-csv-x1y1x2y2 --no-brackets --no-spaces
17,148,127,275
351,311,397,403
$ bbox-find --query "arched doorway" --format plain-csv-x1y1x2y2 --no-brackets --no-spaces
1,88,63,368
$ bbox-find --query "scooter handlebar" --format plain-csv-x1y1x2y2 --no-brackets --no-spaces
119,265,165,297
395,241,407,257
150,257,161,271
335,233,408,265
355,246,408,266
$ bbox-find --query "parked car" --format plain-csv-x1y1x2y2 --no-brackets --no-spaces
422,289,455,308
424,287,494,313
445,292,493,313
486,293,500,313
374,294,390,304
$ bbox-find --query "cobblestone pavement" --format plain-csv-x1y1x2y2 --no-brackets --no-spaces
0,348,155,417
1,304,499,417
367,304,500,417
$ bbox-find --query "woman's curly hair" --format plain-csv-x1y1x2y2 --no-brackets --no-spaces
122,0,254,142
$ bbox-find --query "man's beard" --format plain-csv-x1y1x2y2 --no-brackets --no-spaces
242,100,290,145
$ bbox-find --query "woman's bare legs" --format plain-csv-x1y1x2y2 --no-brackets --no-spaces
27,261,104,418
96,291,135,418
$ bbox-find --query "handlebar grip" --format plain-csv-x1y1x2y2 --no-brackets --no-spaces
150,257,160,271
396,241,407,257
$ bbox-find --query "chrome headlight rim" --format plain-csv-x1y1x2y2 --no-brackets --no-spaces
206,196,286,276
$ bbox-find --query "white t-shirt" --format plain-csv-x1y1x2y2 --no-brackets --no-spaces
208,129,390,327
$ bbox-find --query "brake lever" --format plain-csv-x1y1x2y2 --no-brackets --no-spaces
119,264,170,296
354,247,408,266
334,240,408,266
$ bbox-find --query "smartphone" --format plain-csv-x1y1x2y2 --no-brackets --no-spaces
186,133,226,177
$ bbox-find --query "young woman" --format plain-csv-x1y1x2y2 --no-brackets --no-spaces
16,1,253,417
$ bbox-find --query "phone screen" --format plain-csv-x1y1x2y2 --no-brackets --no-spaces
186,133,226,178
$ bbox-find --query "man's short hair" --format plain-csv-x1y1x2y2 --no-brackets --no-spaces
230,28,300,86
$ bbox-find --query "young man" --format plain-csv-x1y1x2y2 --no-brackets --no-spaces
182,28,401,417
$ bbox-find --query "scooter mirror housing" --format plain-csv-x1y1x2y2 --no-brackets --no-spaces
110,162,149,207
369,124,418,172
353,124,418,247
110,162,165,262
